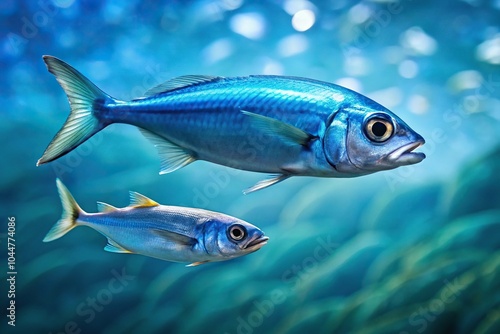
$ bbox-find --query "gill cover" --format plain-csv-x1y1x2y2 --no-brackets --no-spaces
323,110,354,173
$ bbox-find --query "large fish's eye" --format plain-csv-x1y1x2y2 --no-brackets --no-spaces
228,224,247,241
364,117,394,143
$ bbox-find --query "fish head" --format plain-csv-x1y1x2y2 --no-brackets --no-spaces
324,101,425,175
203,218,269,259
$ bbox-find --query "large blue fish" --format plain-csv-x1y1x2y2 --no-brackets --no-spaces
38,56,425,192
44,179,268,266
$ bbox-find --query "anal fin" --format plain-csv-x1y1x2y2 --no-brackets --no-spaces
139,128,196,174
104,238,132,254
186,261,209,267
243,174,290,194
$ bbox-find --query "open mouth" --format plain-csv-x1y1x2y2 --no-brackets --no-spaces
244,236,269,252
389,140,426,165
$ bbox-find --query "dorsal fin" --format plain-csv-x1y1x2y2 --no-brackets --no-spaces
97,201,118,213
129,191,159,208
144,75,222,97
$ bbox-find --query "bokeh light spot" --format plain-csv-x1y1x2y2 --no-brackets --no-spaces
398,60,419,79
277,34,309,57
230,13,266,40
292,9,316,32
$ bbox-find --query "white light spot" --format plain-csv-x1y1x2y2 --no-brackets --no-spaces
58,30,76,48
408,94,429,115
348,4,372,24
283,0,315,15
330,92,346,103
292,9,316,32
335,77,363,93
277,34,309,57
230,13,266,40
202,38,233,65
462,95,481,113
400,27,438,56
343,56,371,76
398,60,418,79
103,2,125,23
262,60,284,75
447,70,483,92
54,0,75,8
383,46,405,64
220,0,243,11
367,87,403,109
476,34,500,64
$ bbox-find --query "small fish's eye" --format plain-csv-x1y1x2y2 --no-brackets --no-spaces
228,224,247,241
364,117,394,143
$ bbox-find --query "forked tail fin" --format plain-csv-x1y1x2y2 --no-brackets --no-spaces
37,56,114,165
43,179,84,242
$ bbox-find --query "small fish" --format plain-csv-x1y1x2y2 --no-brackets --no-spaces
43,179,268,266
38,56,425,193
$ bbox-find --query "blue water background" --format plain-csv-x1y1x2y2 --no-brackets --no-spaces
1,0,499,333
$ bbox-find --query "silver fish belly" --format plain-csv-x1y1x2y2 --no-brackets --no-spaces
43,179,268,266
38,56,425,192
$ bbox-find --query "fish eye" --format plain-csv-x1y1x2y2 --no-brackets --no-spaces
228,224,247,241
364,116,394,143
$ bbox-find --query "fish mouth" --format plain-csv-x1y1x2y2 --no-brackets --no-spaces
388,140,426,165
244,235,269,252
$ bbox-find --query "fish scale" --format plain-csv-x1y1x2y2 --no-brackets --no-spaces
43,180,268,266
38,56,425,192
103,79,333,170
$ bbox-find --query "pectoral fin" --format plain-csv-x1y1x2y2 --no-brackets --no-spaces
244,174,290,194
151,229,197,247
241,110,315,146
104,238,132,254
139,128,196,174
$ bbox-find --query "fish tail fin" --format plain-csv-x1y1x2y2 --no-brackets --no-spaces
37,55,114,165
43,179,84,242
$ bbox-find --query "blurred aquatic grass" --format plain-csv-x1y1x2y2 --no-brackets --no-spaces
12,147,499,334
20,149,500,333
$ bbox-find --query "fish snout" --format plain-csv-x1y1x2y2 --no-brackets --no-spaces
243,233,269,252
388,136,426,166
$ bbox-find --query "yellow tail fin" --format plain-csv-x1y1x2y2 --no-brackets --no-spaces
43,179,83,242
